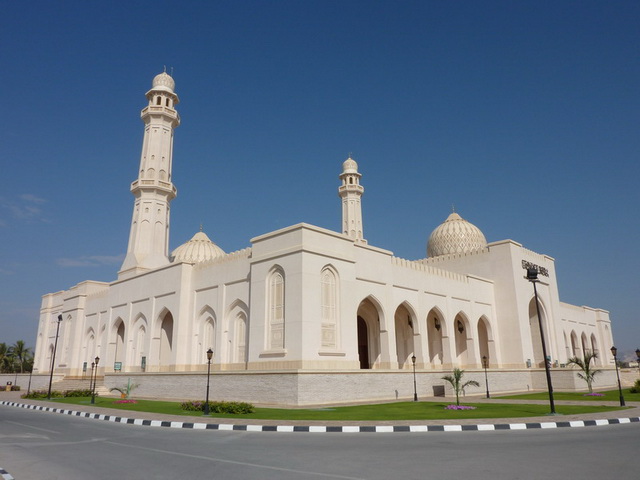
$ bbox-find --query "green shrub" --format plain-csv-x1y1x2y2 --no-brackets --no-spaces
180,400,255,414
630,379,640,394
10,385,21,391
21,390,64,399
64,389,93,397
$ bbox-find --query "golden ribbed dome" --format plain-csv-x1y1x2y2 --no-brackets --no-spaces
171,231,225,264
427,212,487,258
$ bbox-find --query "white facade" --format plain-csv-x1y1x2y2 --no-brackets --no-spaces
33,73,615,405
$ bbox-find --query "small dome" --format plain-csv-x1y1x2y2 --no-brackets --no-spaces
427,212,487,258
152,72,175,93
342,156,359,174
171,231,225,264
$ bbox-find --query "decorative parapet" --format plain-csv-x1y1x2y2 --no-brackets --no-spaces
417,246,490,265
195,247,252,269
391,256,469,283
519,245,554,263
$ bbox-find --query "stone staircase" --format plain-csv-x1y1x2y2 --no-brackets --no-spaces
51,376,111,396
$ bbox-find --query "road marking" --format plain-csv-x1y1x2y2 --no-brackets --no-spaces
3,421,59,434
104,441,366,479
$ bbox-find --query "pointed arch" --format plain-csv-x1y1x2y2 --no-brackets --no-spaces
590,333,600,365
356,296,383,369
131,314,148,369
477,316,494,365
529,297,549,367
108,318,126,372
581,332,589,355
394,302,416,369
453,312,471,366
570,330,579,357
84,327,96,366
196,306,216,364
227,299,249,366
153,308,174,370
320,265,340,349
426,307,446,367
267,266,285,350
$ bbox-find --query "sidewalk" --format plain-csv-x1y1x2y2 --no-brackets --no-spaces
2,390,639,428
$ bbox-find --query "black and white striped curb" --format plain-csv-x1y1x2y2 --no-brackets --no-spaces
2,400,638,433
0,467,15,480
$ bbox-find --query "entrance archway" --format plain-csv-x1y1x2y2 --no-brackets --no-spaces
357,316,369,369
356,298,381,369
427,308,444,366
159,312,174,367
529,298,548,367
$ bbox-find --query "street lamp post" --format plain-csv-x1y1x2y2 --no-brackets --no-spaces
27,367,34,396
482,355,490,399
611,346,625,407
526,268,556,415
411,355,418,402
91,356,100,404
90,362,95,391
204,348,213,416
635,348,640,374
47,314,63,399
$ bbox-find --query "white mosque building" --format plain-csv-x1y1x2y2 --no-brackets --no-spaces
33,72,616,405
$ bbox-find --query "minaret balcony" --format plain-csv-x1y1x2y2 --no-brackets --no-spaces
338,184,364,195
140,105,180,124
130,179,177,198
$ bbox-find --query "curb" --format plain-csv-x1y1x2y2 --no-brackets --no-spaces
0,467,14,480
2,400,639,433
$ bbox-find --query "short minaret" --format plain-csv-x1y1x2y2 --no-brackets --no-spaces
338,156,366,243
119,71,180,279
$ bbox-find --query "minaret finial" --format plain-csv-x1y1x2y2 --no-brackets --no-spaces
163,65,167,73
170,66,174,76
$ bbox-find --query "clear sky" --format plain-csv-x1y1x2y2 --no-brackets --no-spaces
1,1,638,358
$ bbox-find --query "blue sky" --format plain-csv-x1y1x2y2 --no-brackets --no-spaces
1,1,638,358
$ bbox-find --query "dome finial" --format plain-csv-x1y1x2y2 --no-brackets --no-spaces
451,204,456,213
199,222,203,232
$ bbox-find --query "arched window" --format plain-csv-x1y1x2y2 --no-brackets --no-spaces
320,267,338,349
268,270,285,350
235,312,247,363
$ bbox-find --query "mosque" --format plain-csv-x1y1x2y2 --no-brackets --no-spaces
32,72,616,405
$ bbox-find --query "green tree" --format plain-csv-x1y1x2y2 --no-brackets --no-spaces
442,368,480,406
8,340,32,374
567,352,601,393
0,343,10,373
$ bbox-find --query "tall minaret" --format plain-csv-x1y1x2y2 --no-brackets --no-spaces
338,156,366,243
119,71,180,279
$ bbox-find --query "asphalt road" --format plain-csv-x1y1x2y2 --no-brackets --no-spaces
0,404,636,480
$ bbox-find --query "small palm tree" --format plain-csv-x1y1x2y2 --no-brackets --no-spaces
110,378,139,399
567,352,601,393
442,368,480,406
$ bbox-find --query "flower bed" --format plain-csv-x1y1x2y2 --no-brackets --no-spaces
444,404,476,410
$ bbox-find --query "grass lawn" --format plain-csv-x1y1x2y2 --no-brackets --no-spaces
39,397,628,421
497,388,640,402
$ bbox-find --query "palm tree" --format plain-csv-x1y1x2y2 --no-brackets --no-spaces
442,368,480,406
9,340,32,374
567,352,601,393
0,343,10,373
